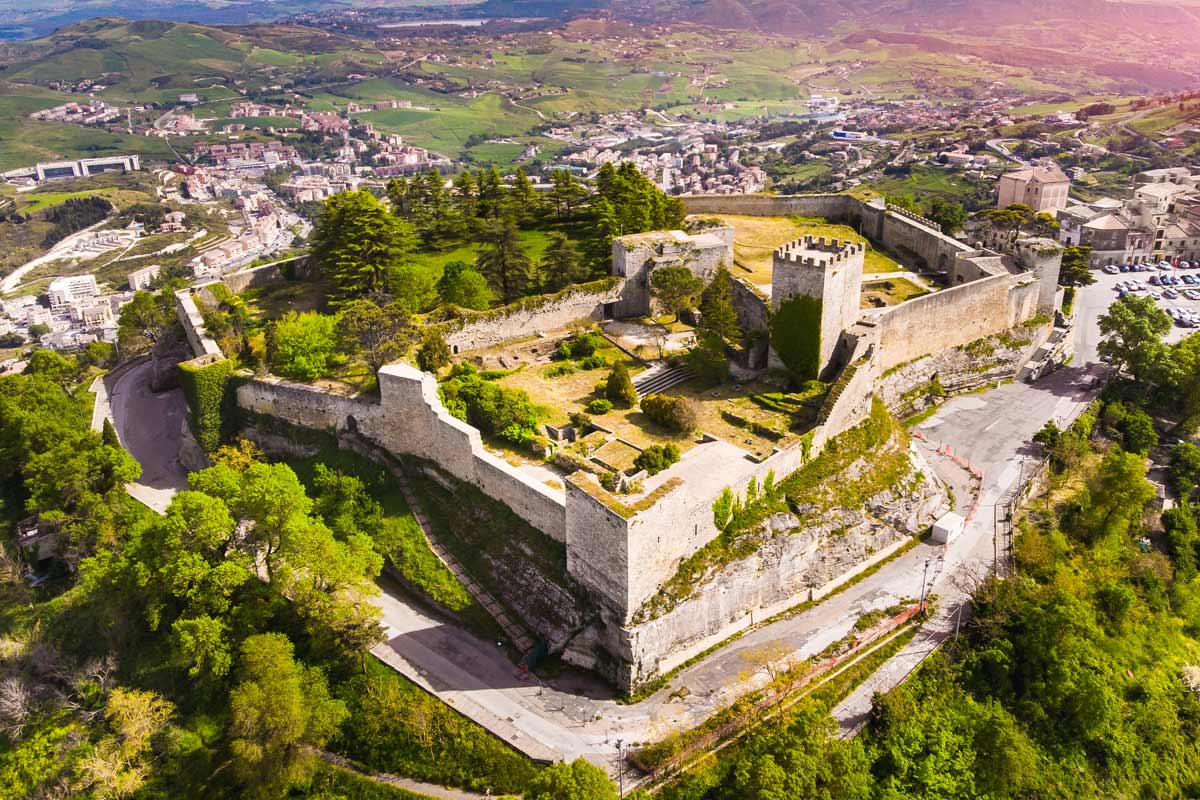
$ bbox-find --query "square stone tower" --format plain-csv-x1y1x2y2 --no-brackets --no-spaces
770,236,865,379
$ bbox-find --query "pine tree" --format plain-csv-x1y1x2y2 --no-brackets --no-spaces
475,220,532,303
698,267,742,344
310,189,417,304
540,233,589,291
605,362,638,408
508,167,537,220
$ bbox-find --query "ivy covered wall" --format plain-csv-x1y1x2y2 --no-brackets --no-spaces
770,295,823,380
178,356,235,453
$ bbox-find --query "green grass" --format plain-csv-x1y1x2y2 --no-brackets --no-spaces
332,658,541,795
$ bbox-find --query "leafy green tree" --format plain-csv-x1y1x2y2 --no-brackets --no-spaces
1082,447,1156,541
1162,503,1197,579
268,311,338,382
336,298,414,374
28,321,50,339
650,265,704,322
84,340,116,368
524,757,617,800
436,260,493,310
390,262,439,314
1120,407,1158,454
228,633,348,800
476,220,532,304
605,362,637,408
1060,245,1096,287
310,189,417,303
1098,295,1172,384
925,197,967,234
698,268,742,344
1169,441,1200,498
26,348,78,389
885,193,921,213
539,232,589,292
117,290,172,356
416,328,452,373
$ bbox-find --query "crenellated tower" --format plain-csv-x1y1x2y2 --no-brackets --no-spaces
770,236,865,379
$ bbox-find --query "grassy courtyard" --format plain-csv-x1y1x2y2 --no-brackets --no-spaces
691,213,903,292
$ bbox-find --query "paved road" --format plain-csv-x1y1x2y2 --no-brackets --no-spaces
106,358,189,512
831,277,1115,733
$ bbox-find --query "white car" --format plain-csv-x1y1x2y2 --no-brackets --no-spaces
1104,265,1120,275
1186,289,1200,301
1164,288,1180,299
1151,291,1162,300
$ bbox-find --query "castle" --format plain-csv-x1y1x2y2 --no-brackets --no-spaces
177,193,1066,690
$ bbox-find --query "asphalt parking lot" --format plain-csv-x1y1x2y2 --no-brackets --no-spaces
1096,263,1199,345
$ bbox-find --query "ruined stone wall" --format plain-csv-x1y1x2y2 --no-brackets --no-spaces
728,275,770,334
442,280,626,354
878,209,973,272
236,375,375,433
610,231,733,319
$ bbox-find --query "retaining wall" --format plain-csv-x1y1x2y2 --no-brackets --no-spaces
443,280,626,354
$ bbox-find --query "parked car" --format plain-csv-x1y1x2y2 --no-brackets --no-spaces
1164,288,1180,299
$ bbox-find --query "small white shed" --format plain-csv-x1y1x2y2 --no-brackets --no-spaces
931,511,965,545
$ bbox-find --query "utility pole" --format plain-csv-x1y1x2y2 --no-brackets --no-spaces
919,558,930,610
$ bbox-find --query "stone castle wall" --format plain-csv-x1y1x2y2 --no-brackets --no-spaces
442,280,627,354
235,365,570,541
623,445,946,679
870,272,1040,372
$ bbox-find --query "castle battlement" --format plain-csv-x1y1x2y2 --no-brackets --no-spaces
774,235,865,268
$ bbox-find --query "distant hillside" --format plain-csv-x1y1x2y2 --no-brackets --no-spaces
0,18,377,94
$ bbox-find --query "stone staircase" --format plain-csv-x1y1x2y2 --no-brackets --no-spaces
633,363,694,398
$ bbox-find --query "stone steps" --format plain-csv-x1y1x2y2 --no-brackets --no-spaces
633,364,694,398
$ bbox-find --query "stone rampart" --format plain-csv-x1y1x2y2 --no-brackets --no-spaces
174,289,223,359
871,272,1035,371
441,279,625,354
234,365,569,541
682,193,856,221
622,445,945,680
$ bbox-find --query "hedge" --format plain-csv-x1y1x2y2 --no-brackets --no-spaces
178,356,234,453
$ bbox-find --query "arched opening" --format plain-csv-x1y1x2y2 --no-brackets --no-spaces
345,415,359,434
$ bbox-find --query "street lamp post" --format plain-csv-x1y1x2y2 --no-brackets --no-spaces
919,558,931,610
616,738,624,798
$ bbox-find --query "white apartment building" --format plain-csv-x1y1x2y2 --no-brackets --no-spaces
48,275,99,310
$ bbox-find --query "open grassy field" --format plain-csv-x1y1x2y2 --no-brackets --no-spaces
691,213,903,290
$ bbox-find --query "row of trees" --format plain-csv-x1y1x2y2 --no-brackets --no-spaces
309,161,685,311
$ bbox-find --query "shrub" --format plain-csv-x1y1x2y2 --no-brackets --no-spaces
634,443,680,476
586,398,613,415
640,393,699,434
416,329,451,373
268,311,338,381
578,354,608,370
605,362,638,407
545,362,576,378
440,366,539,444
555,332,601,360
569,411,592,429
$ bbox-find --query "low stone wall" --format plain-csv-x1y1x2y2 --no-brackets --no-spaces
442,279,625,354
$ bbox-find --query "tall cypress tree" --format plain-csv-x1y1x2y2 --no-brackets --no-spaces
698,267,742,344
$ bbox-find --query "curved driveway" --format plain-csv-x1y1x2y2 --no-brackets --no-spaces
107,358,189,511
